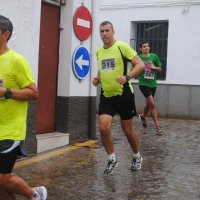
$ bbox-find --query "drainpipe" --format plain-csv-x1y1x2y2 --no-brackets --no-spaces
88,0,97,139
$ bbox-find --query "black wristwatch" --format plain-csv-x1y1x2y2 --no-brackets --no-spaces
125,75,131,81
5,88,12,99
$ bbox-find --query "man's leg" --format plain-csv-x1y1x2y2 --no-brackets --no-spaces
0,188,16,200
139,102,149,127
121,119,142,170
0,146,47,199
99,114,118,174
121,119,139,153
0,174,34,199
139,86,151,127
146,95,160,128
0,145,34,199
143,101,150,118
99,114,114,155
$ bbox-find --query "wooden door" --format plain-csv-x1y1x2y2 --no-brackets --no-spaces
36,3,60,133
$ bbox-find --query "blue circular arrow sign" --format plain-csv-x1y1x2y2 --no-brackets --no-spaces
72,46,90,79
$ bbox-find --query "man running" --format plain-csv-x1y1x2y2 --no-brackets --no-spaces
0,15,47,200
92,21,145,174
138,41,162,134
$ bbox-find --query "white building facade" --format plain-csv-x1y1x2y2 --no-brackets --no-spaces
94,0,200,120
0,0,200,154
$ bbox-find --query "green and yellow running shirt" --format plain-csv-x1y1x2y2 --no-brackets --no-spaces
96,41,137,97
0,50,35,140
138,53,161,87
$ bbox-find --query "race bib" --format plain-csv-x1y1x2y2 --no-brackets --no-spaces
101,58,116,71
143,61,155,80
144,71,155,79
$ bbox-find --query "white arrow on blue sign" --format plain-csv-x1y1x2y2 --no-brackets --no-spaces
72,46,90,80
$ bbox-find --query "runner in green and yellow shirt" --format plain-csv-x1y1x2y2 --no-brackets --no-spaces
92,21,145,174
0,15,47,200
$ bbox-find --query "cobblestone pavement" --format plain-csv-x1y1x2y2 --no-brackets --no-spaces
14,116,200,200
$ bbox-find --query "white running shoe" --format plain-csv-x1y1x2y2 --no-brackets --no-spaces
104,159,118,174
131,155,143,171
32,186,47,200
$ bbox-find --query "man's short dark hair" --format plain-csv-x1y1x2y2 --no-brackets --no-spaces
0,15,13,41
140,41,149,48
100,21,114,31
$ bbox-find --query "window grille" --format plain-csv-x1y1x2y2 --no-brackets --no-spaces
131,20,168,80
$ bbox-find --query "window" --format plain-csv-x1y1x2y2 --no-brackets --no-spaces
131,21,168,80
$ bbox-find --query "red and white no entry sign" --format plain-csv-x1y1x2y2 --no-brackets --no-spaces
73,6,93,41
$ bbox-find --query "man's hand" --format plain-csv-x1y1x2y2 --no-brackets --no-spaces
149,63,156,70
0,84,38,101
116,76,127,85
0,87,6,98
92,77,100,86
149,63,162,72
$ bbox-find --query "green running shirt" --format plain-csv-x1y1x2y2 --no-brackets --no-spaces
138,53,161,87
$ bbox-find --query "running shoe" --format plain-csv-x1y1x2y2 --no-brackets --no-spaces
156,126,162,135
32,186,47,200
131,155,143,171
104,159,118,174
139,114,147,128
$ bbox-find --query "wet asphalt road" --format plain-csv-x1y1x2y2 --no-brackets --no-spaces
14,116,200,200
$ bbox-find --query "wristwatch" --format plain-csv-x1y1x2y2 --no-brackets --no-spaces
5,88,12,99
125,75,131,81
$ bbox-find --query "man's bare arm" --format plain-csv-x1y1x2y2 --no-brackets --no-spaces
130,55,145,78
0,83,38,101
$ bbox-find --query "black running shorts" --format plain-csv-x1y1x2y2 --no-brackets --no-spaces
139,85,157,98
99,93,137,120
0,140,21,173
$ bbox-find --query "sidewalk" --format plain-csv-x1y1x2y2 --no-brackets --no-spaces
15,116,200,200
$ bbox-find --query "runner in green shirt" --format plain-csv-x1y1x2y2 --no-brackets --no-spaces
138,41,162,134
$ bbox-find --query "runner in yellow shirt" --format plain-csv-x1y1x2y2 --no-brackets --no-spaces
92,21,145,174
0,15,47,200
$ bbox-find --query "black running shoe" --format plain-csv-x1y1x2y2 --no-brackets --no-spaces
139,114,147,128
